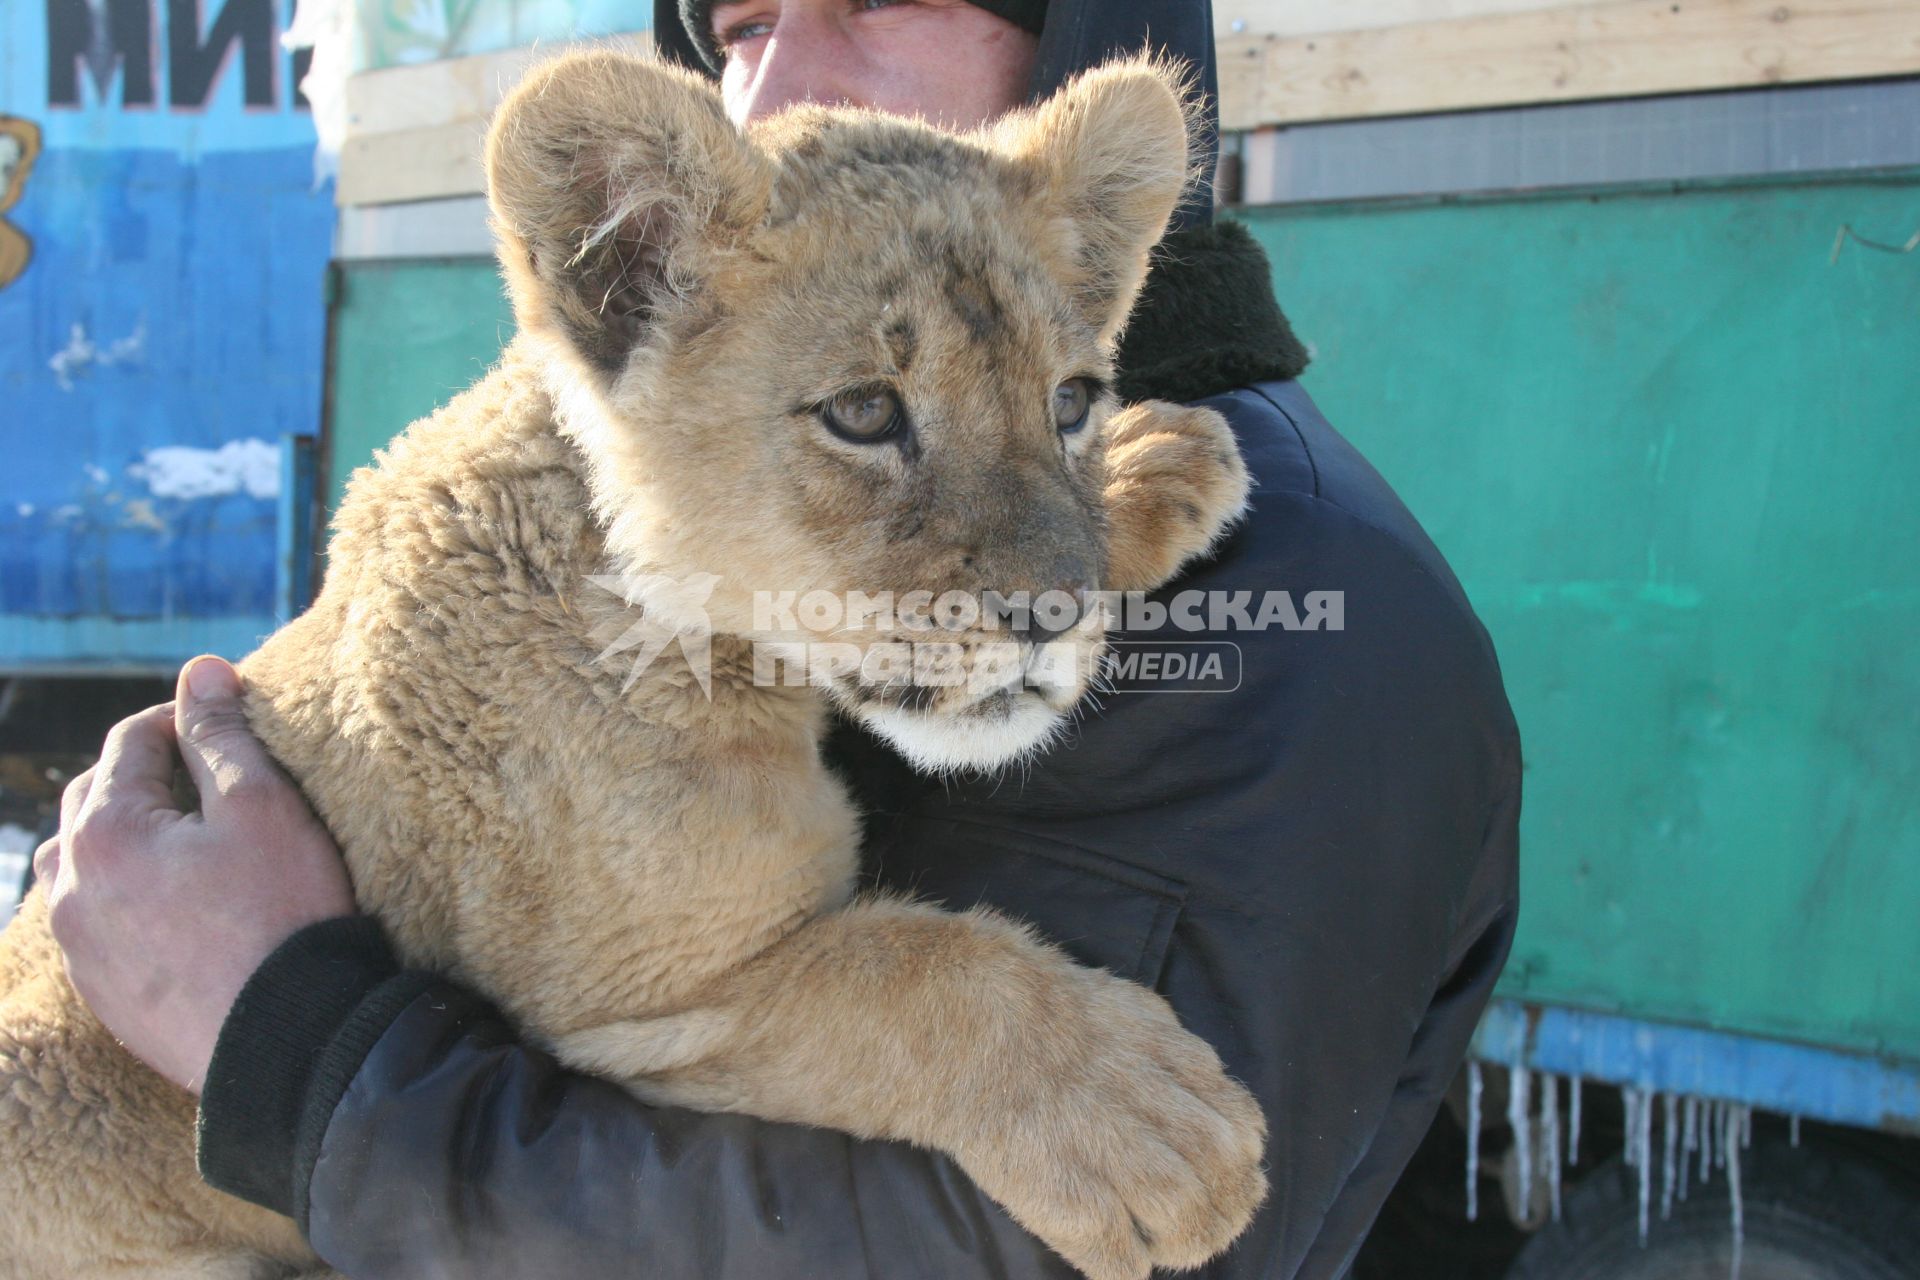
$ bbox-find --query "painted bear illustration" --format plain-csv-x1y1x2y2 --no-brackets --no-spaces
0,116,43,291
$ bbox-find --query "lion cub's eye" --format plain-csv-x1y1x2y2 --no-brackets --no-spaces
822,387,904,443
1054,379,1093,434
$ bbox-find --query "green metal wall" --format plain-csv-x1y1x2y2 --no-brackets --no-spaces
1240,171,1920,1062
324,170,1920,1062
324,259,515,518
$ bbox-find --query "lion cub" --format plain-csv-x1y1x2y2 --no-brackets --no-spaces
0,51,1263,1280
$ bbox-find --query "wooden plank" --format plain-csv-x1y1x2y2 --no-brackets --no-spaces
335,196,494,259
344,33,651,137
1216,0,1920,129
344,48,539,138
337,33,650,206
337,4,1920,202
1214,0,1592,41
337,120,489,206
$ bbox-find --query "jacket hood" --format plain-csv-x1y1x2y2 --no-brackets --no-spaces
1026,0,1218,230
647,0,1308,400
649,0,1220,229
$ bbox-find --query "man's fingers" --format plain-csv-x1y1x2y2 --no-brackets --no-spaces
85,704,182,825
60,765,97,837
32,837,60,889
174,655,285,811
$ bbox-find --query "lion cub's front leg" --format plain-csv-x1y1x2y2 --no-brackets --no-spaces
1099,401,1251,594
556,897,1266,1280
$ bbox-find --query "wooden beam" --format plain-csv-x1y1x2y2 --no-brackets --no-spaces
1214,0,1593,41
333,5,1920,204
1216,0,1920,129
345,48,537,140
337,120,489,207
336,34,649,207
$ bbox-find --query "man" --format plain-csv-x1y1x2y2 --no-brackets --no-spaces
39,1,1521,1276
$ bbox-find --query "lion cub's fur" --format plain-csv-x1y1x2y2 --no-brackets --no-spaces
0,52,1262,1280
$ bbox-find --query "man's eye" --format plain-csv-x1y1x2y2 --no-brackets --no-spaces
723,0,900,49
718,19,774,47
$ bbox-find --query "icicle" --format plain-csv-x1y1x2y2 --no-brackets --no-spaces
1700,1100,1715,1183
1713,1101,1728,1171
1543,1074,1563,1222
1727,1106,1747,1280
1661,1092,1679,1220
1623,1089,1639,1169
1680,1096,1697,1201
1509,1067,1534,1223
1789,1114,1801,1148
1466,1060,1483,1222
1568,1074,1583,1166
1741,1107,1753,1149
1633,1087,1653,1244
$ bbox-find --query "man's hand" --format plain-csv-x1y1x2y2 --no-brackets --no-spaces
34,655,357,1094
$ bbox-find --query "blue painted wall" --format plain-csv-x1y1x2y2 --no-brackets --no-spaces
0,0,335,671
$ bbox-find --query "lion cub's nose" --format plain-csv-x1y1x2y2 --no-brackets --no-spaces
1010,563,1096,643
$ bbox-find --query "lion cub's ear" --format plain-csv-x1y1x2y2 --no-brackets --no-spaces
485,50,771,376
992,56,1196,345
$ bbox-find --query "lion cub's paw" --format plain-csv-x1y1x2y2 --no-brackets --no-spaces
969,968,1268,1280
1099,402,1252,595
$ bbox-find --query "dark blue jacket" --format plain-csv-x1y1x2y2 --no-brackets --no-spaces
198,378,1520,1279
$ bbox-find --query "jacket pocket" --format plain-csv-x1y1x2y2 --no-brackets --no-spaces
870,815,1187,988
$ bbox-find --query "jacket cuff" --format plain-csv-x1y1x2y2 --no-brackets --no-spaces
196,916,433,1228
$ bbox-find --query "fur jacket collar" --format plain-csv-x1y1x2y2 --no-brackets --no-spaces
1117,219,1312,405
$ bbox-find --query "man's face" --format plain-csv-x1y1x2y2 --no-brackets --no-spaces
708,0,1038,130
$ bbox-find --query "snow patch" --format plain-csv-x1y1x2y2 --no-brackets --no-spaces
50,320,147,391
283,0,353,185
132,439,281,501
0,823,36,926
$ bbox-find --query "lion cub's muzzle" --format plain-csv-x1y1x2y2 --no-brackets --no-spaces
805,592,1112,775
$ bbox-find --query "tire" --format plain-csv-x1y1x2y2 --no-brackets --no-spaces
1506,1134,1920,1280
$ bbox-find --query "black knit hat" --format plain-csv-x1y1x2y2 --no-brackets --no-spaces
673,0,1048,73
654,0,1220,230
